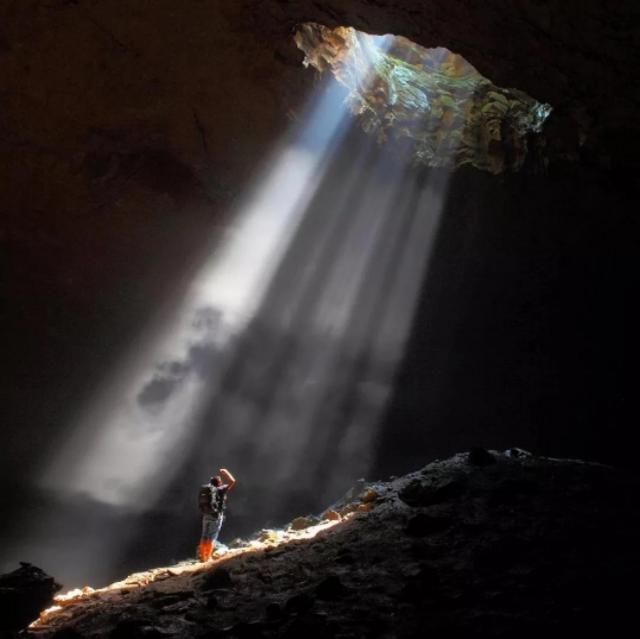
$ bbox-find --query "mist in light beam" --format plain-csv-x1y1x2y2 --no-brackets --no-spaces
17,32,472,587
43,76,356,508
42,33,401,512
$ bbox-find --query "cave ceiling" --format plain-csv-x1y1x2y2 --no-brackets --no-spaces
1,2,636,282
1,0,636,219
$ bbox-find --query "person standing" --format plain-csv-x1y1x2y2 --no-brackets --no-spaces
197,467,236,562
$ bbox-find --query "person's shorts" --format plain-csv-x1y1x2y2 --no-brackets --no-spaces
201,513,224,542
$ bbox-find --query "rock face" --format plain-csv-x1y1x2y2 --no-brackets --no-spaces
28,452,640,638
0,562,60,635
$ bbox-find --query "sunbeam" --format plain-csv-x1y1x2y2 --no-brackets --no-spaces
18,29,476,587
44,75,356,509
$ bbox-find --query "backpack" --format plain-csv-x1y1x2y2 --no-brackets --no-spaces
198,483,224,515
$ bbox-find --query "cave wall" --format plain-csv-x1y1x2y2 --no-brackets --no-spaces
1,0,314,487
376,163,637,476
1,0,637,498
1,0,638,585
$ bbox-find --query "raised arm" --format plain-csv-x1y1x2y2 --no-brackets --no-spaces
219,468,236,490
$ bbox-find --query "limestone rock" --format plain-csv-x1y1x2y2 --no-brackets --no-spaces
257,529,280,543
360,488,379,503
28,453,640,638
0,562,60,633
289,516,318,531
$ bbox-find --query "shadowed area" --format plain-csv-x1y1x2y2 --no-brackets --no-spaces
0,1,637,597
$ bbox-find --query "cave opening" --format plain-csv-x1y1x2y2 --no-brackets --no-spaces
295,23,552,174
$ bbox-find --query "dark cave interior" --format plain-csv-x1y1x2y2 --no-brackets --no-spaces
0,1,638,628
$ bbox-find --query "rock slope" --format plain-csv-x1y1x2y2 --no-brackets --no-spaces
27,450,639,638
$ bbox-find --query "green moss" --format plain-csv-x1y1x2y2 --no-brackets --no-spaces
296,23,552,173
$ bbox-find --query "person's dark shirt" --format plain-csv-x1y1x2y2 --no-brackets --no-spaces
211,483,230,514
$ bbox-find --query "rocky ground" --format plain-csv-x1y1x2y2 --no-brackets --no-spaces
13,449,639,638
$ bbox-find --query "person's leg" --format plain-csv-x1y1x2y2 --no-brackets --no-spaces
211,514,225,549
197,514,216,561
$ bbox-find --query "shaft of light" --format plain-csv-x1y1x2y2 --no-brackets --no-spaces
43,78,352,508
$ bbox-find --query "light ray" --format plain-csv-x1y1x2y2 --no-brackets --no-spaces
43,76,355,508
17,29,479,588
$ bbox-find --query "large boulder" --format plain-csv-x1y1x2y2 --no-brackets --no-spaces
0,562,61,634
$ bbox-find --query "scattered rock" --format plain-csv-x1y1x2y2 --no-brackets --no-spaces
289,516,318,531
258,529,279,543
0,562,61,633
229,538,249,549
322,509,341,521
212,543,229,557
361,488,379,503
468,447,497,466
336,503,359,517
343,479,367,502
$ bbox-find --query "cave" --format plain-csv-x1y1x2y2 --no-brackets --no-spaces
0,1,638,635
